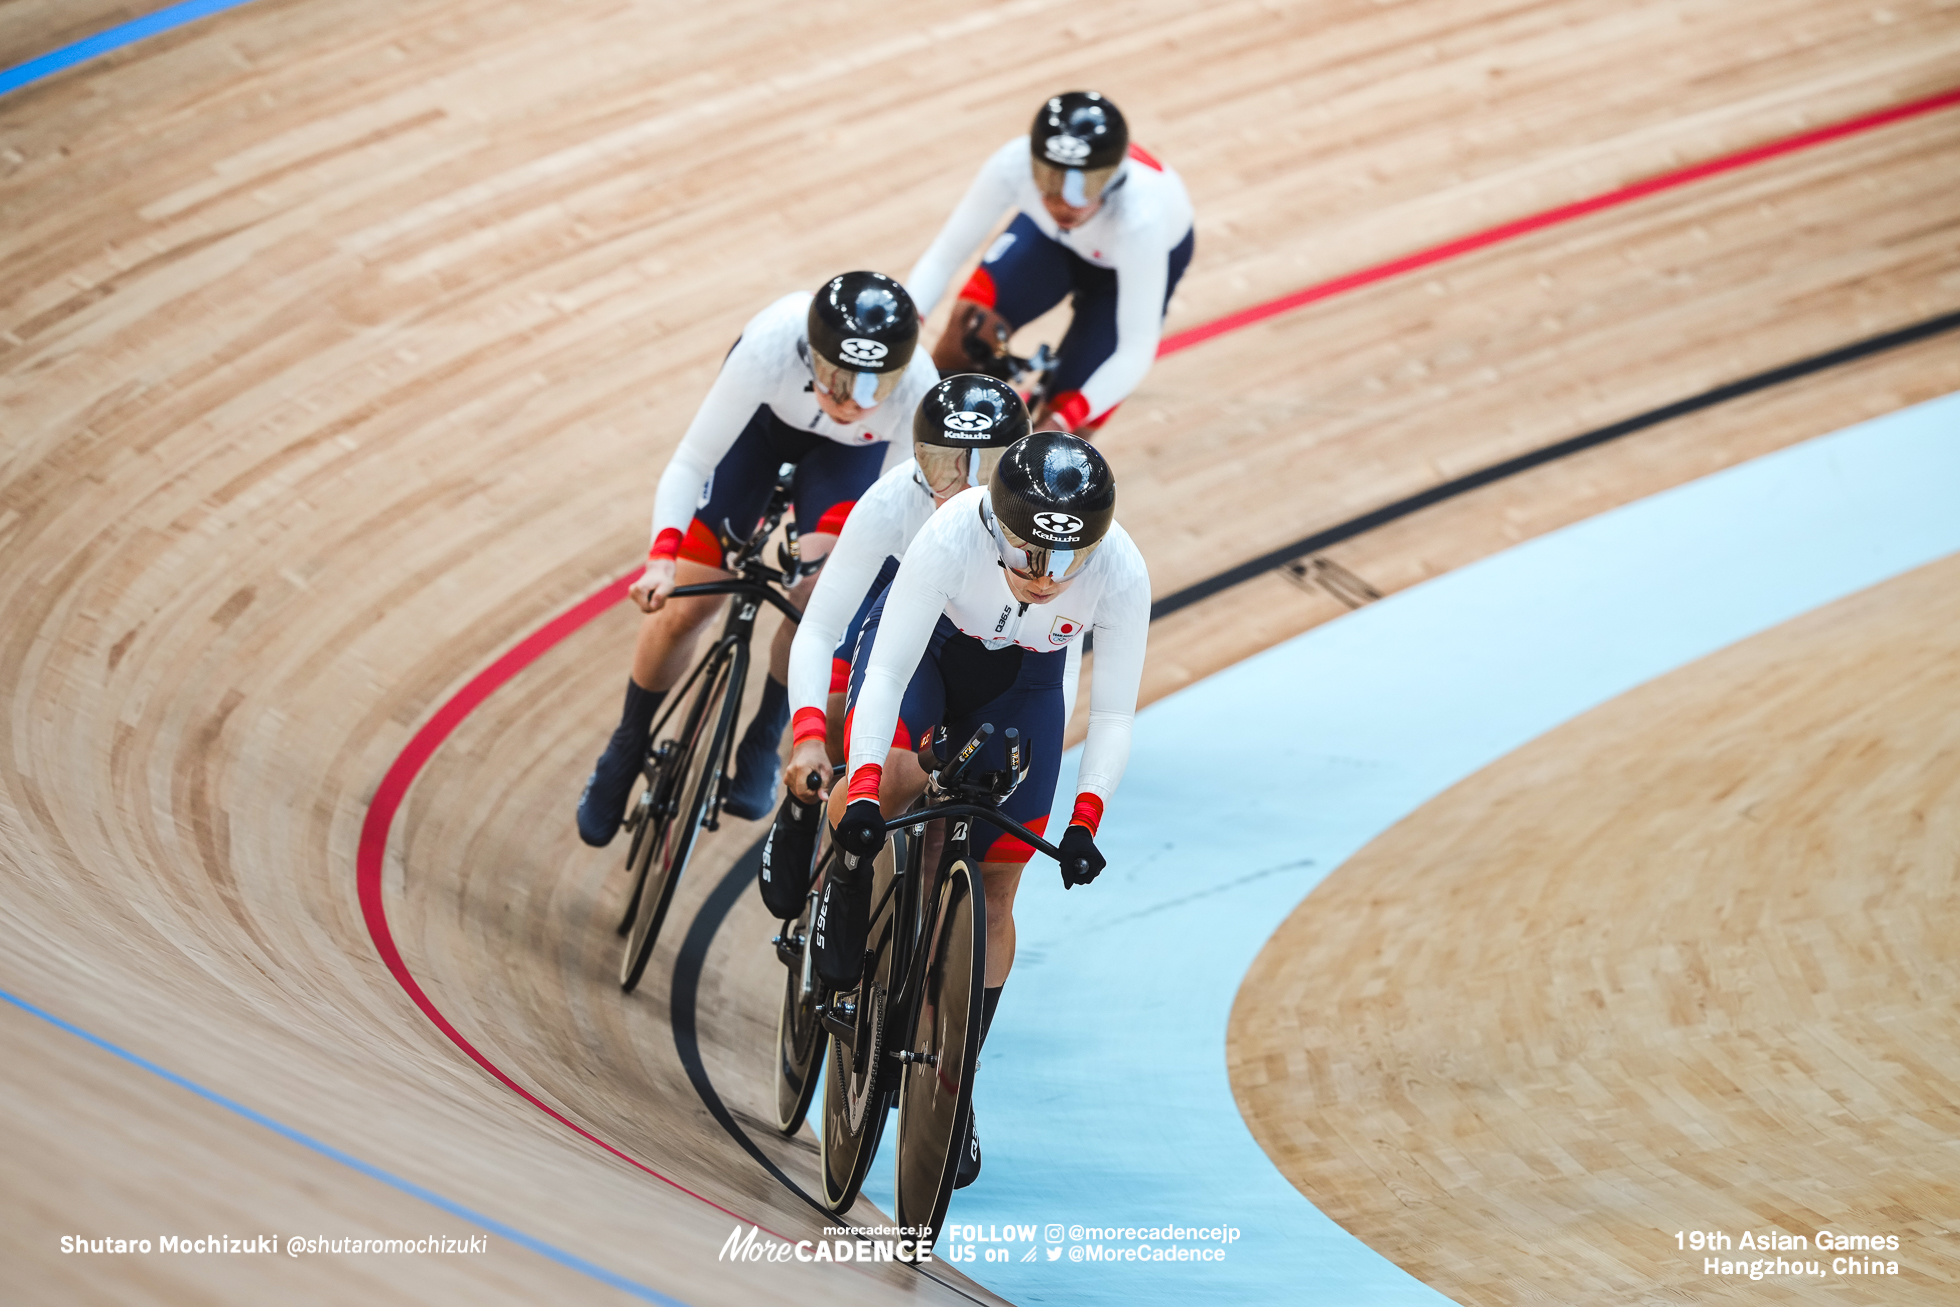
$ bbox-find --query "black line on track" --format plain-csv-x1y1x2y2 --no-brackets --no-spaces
1149,306,1960,622
668,308,1960,1307
666,834,831,1219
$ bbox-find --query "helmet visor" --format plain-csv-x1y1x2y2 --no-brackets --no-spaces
997,520,1101,582
915,443,1005,498
812,353,905,409
1031,159,1119,209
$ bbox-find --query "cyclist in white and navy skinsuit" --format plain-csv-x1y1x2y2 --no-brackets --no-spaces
574,274,936,847
908,91,1194,435
757,376,1089,919
812,433,1148,1188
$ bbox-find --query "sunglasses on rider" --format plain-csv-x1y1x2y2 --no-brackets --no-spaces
996,520,1101,583
812,354,904,409
1030,159,1119,209
915,443,1005,498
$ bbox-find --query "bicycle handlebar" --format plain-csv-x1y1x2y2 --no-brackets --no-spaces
879,720,1090,879
875,802,1067,867
668,579,803,624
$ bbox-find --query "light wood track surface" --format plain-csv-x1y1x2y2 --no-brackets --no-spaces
1,0,1957,1302
1229,551,1960,1304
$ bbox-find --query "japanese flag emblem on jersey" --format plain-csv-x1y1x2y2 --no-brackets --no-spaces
1049,616,1084,646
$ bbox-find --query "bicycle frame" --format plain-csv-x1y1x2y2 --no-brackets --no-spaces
616,464,819,985
823,739,1068,1055
634,464,814,797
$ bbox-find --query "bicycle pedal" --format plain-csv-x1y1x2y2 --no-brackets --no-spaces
819,998,858,1046
890,1048,937,1067
773,929,805,968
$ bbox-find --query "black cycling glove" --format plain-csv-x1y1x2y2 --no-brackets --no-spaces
758,792,819,919
835,798,887,859
1059,824,1105,889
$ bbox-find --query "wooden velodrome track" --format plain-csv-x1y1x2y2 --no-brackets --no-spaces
2,0,1957,1303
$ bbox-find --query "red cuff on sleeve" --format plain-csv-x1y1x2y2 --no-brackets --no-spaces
847,763,884,802
649,527,683,561
1069,792,1105,835
812,499,856,538
957,267,999,310
1049,390,1091,432
792,707,827,745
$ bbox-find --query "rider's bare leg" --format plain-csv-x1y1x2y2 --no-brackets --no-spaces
930,299,1016,377
976,861,1023,988
629,557,733,691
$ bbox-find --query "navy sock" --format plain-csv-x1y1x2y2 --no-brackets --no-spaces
611,678,664,750
742,675,791,752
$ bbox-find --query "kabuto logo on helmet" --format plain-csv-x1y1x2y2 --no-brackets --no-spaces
839,337,888,366
1044,134,1092,165
1032,510,1084,538
942,410,992,438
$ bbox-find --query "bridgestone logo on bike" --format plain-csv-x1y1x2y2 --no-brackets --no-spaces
718,1224,933,1264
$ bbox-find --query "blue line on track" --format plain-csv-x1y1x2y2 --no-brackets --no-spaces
0,0,260,98
0,986,692,1306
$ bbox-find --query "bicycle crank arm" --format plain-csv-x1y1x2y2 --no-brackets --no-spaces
817,998,858,1048
772,928,805,969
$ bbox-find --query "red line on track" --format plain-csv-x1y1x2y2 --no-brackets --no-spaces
1158,84,1960,356
355,569,796,1240
355,82,1960,1235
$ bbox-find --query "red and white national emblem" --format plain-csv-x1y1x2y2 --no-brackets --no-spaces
1049,616,1084,645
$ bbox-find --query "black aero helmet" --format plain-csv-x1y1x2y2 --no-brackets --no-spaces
808,271,918,374
913,375,1031,498
988,432,1115,581
1030,91,1128,172
913,374,1029,448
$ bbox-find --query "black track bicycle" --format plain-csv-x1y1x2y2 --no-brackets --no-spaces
775,722,1090,1243
615,466,815,994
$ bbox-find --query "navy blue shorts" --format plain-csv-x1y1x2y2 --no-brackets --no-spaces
967,212,1194,409
677,404,887,567
846,589,1066,865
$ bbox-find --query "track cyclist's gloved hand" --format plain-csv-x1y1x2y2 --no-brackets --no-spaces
835,798,887,860
1059,825,1105,889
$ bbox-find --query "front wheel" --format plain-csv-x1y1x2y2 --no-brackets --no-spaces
893,859,986,1242
619,648,735,993
615,740,675,937
816,829,908,1212
773,869,827,1134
